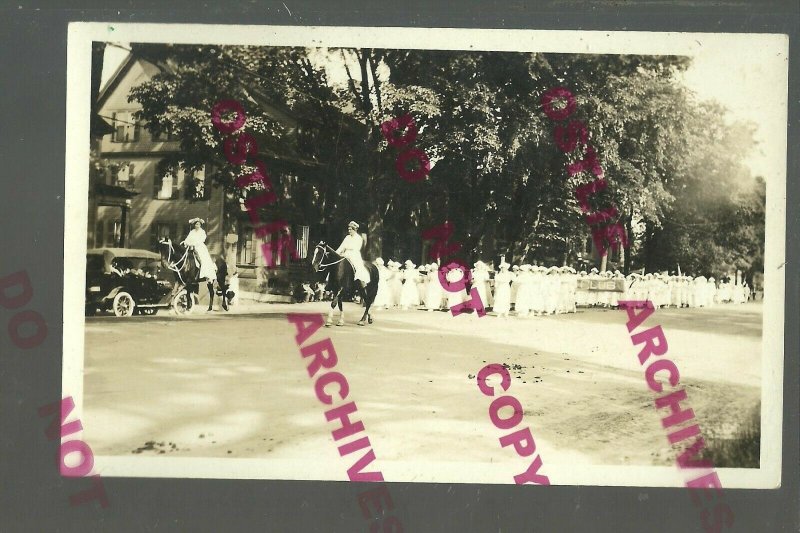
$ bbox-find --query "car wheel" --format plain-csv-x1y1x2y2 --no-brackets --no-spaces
172,290,194,315
112,291,136,317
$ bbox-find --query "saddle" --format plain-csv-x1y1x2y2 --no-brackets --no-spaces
344,258,372,282
186,246,200,269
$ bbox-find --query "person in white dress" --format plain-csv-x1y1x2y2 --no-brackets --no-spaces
400,260,420,309
387,261,403,307
544,267,560,315
515,265,533,317
493,261,512,317
529,266,545,316
373,258,390,309
706,277,717,307
335,221,371,291
416,265,428,304
424,262,442,311
472,261,491,309
182,218,217,281
510,265,520,310
575,271,588,308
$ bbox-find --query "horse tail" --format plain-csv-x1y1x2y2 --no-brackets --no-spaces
366,263,379,304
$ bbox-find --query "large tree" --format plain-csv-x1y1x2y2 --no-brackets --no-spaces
125,44,763,275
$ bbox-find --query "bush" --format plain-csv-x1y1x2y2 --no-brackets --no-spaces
700,402,760,468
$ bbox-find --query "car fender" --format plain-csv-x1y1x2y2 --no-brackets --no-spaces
103,286,125,302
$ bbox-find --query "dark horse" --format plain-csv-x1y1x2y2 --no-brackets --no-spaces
310,241,379,327
157,237,215,312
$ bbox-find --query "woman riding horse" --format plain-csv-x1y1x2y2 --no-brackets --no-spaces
158,218,218,312
312,221,378,326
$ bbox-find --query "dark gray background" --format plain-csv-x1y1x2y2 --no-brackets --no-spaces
0,1,797,531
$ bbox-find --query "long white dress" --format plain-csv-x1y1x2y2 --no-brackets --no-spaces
493,270,512,316
336,234,371,283
400,268,420,308
529,271,544,314
388,266,403,307
183,227,217,280
515,271,532,316
472,268,490,309
424,267,442,310
373,264,390,308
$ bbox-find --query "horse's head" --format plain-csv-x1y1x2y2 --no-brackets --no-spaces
310,241,327,272
156,237,172,255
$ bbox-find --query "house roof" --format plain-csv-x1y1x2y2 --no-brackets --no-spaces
97,52,136,109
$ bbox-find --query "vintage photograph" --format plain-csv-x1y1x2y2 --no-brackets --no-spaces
64,24,786,487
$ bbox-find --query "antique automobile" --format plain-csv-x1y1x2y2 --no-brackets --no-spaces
85,248,174,317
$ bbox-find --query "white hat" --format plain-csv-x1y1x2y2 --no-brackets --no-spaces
348,221,359,230
189,217,205,225
404,260,416,269
374,257,384,266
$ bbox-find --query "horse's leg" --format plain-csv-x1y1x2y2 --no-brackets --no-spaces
358,285,370,325
367,285,375,324
337,291,345,326
207,281,214,311
326,298,336,327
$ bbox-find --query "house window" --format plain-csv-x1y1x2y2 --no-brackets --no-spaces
151,222,179,248
151,126,176,142
111,112,140,143
99,220,121,247
188,165,207,200
113,163,135,188
237,227,255,265
153,167,184,200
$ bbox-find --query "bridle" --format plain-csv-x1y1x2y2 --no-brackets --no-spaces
312,243,345,270
160,238,190,285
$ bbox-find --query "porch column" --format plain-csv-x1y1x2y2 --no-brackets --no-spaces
119,204,128,247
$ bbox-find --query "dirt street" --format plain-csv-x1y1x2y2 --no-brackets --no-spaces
82,301,761,483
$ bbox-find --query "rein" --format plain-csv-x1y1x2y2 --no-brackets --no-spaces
163,241,191,286
315,246,346,269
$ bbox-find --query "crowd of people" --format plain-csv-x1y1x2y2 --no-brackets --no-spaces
302,258,755,316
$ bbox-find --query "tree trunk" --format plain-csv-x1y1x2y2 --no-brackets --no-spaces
366,208,383,261
623,215,633,275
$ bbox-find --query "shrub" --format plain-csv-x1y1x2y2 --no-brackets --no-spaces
700,402,760,468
